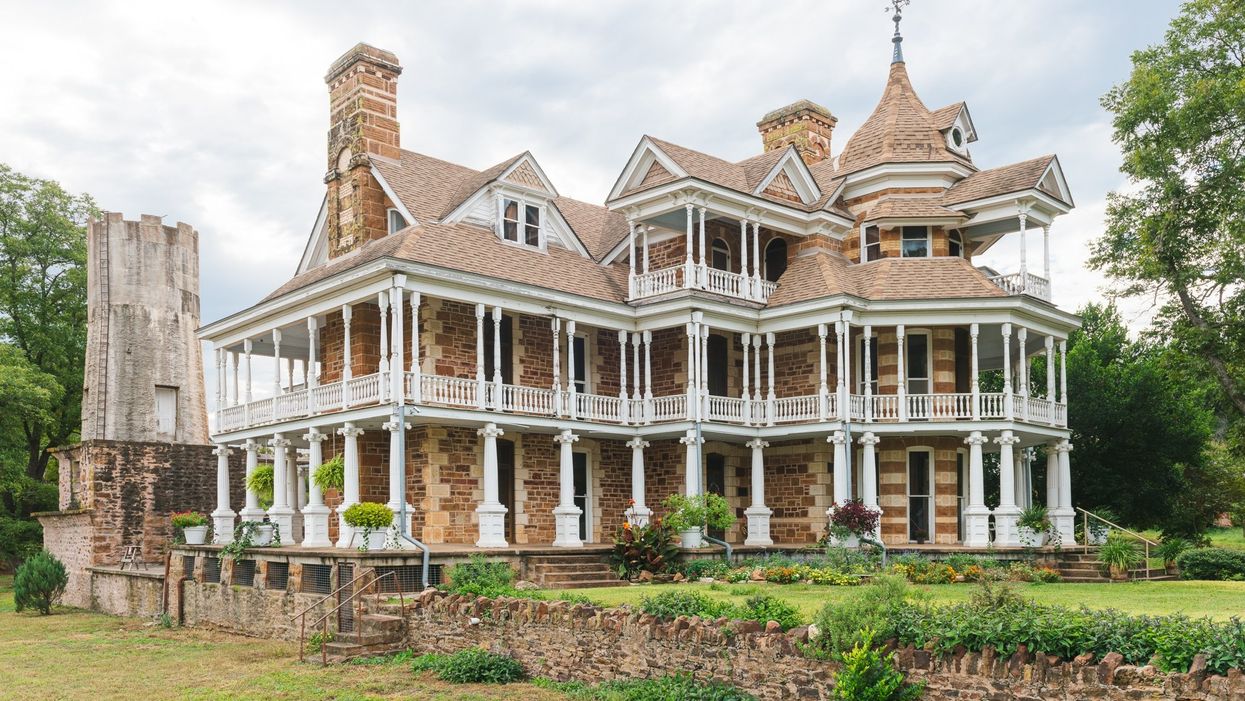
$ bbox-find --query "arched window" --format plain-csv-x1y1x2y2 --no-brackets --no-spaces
948,229,964,258
764,238,788,282
711,238,731,271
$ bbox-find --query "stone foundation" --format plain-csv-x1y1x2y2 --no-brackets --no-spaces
87,567,164,618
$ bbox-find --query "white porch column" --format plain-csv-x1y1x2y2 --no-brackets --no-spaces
267,434,294,537
829,430,849,506
301,429,331,547
818,324,829,421
1053,440,1076,542
1045,336,1056,425
859,432,881,541
896,324,907,421
679,429,703,547
378,291,390,401
286,444,301,543
842,313,853,419
627,220,637,298
409,291,421,403
1042,224,1051,281
566,320,578,420
271,329,283,400
390,285,405,404
1018,203,1029,280
306,318,319,414
213,349,223,432
766,332,776,426
474,304,487,409
993,430,1022,546
970,323,981,420
625,437,652,526
475,422,508,548
863,324,874,422
552,429,583,547
341,305,353,409
238,439,264,521
491,306,503,408
211,444,236,543
739,219,749,293
244,339,253,404
552,318,562,416
684,203,695,288
834,321,846,418
631,332,642,406
751,221,761,293
1018,326,1029,420
618,330,629,423
643,226,651,273
697,205,707,275
1045,443,1060,518
742,332,753,425
384,414,413,538
643,330,653,423
1002,323,1014,420
963,431,991,547
700,323,710,419
335,423,363,548
744,438,772,546
752,333,763,411
685,320,698,420
1059,339,1068,405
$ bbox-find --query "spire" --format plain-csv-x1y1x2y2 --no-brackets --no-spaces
889,0,910,64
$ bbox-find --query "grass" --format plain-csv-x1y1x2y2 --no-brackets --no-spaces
558,579,1245,621
1209,527,1245,551
0,576,562,701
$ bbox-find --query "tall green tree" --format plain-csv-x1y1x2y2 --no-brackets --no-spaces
0,163,95,480
1094,0,1245,421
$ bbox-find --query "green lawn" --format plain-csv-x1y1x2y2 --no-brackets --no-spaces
558,579,1245,621
1209,526,1245,551
0,576,562,701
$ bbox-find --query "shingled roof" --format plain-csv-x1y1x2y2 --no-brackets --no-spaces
836,62,974,175
940,155,1066,206
766,253,1007,306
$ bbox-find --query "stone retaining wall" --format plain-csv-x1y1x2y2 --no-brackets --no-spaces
87,567,165,618
399,590,1245,701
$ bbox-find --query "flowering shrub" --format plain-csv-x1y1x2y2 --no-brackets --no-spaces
763,566,801,584
609,520,679,579
828,499,881,539
802,567,858,586
170,511,209,528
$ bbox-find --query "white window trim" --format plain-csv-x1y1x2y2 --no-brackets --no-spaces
955,448,968,543
948,229,965,258
564,331,592,395
901,225,932,258
905,329,933,395
861,223,881,263
710,237,732,272
906,446,936,543
496,194,546,251
386,208,406,235
572,448,594,543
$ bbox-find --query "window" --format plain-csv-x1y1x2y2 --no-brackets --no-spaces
500,198,541,246
907,449,934,543
711,238,731,272
954,328,971,393
562,333,590,393
863,225,881,262
948,229,964,258
155,386,177,436
387,208,407,235
906,333,930,395
950,127,965,150
901,226,929,258
856,335,879,395
764,238,787,282
707,334,728,396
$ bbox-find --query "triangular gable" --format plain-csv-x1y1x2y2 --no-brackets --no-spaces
754,148,821,205
606,136,689,201
639,160,675,188
295,195,329,275
499,153,558,196
1038,156,1073,206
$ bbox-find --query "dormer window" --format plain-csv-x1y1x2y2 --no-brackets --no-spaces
901,226,930,258
387,208,407,235
946,126,968,155
948,229,964,258
500,197,541,247
863,225,881,262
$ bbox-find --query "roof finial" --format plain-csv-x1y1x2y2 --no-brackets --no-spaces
888,0,910,63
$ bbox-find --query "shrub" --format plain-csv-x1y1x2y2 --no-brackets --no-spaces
537,673,755,700
831,629,924,701
246,463,274,508
13,550,68,615
312,454,345,492
968,577,1029,610
661,493,734,533
1175,547,1245,581
678,558,729,580
639,590,726,620
307,630,333,653
822,545,881,574
1156,537,1190,564
809,575,909,656
803,566,858,586
1006,561,1062,583
1098,533,1143,573
763,565,801,584
610,521,679,579
170,511,209,528
724,567,752,583
828,499,881,540
739,594,803,631
427,648,524,684
444,554,517,597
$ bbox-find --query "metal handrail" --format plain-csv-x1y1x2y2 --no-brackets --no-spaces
1077,507,1157,580
293,569,405,664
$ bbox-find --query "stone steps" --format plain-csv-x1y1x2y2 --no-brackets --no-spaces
527,556,626,590
322,612,406,663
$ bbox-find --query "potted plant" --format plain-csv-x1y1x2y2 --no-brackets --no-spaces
342,502,394,551
312,454,345,494
246,463,275,509
1098,532,1142,580
661,493,733,549
609,519,679,580
1156,537,1189,570
1082,508,1118,545
828,499,881,548
171,511,210,545
1017,504,1052,547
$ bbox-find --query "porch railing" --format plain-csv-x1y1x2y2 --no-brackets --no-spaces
629,264,777,303
987,271,1051,302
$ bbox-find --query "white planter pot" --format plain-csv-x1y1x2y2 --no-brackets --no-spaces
253,524,274,546
182,525,209,545
351,529,388,551
834,533,861,549
1017,527,1047,547
1089,529,1108,546
680,528,703,549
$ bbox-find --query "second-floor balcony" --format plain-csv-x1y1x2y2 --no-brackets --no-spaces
630,262,778,303
986,270,1051,302
215,368,1068,434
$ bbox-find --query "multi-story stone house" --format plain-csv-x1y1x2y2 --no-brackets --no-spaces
200,28,1078,554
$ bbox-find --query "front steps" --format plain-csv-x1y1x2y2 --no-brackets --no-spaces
322,612,406,662
1056,551,1176,583
528,553,626,590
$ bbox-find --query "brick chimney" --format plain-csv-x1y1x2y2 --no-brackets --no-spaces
756,100,837,166
324,43,402,258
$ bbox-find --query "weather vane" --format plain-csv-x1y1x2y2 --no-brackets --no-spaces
887,0,910,63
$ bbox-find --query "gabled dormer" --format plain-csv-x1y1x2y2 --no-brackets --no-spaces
607,137,688,201
931,102,977,159
753,146,821,205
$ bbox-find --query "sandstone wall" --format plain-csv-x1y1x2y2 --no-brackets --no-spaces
88,568,164,618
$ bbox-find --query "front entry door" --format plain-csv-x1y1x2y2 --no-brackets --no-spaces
573,453,588,541
908,450,933,543
706,454,726,540
498,439,515,543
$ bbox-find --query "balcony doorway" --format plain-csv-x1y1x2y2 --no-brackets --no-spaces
573,452,590,542
498,438,516,542
907,448,934,543
483,314,513,384
707,334,728,396
706,453,726,540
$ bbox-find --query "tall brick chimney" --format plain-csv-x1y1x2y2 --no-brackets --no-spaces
324,43,402,258
756,100,837,166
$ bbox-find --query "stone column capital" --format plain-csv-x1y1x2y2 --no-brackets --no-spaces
303,429,328,443
337,424,364,439
993,433,1021,447
554,429,579,445
745,438,769,450
679,431,703,446
625,437,650,450
857,432,880,447
382,420,412,432
269,435,291,449
212,444,233,458
964,432,990,447
828,430,848,446
478,423,504,439
1054,440,1073,454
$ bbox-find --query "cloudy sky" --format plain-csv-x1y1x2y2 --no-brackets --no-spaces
0,0,1180,408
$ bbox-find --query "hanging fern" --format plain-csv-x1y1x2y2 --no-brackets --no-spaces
246,463,275,509
313,454,345,493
